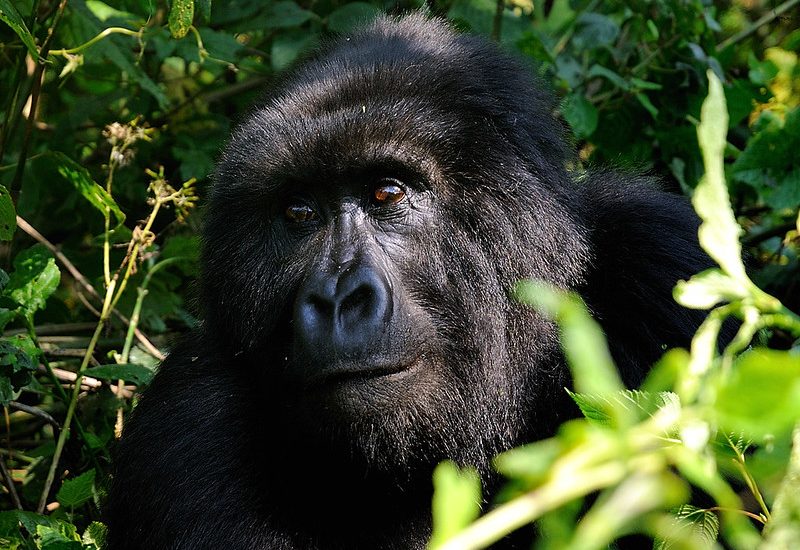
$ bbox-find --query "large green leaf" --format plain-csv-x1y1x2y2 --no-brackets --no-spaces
5,245,60,322
715,349,800,440
0,0,38,60
49,152,125,228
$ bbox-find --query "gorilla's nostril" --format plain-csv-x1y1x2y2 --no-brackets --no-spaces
338,285,376,326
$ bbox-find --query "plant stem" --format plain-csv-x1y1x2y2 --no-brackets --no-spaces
49,27,141,55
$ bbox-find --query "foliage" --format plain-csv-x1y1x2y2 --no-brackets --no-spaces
0,0,797,548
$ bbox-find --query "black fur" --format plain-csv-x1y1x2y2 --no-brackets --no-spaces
106,15,711,549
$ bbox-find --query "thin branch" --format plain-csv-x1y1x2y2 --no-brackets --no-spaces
491,0,504,42
717,0,800,50
0,453,22,510
10,0,69,198
16,216,165,361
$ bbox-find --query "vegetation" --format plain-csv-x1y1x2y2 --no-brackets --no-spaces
0,0,798,548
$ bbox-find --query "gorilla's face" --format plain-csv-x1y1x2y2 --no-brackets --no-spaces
201,17,589,473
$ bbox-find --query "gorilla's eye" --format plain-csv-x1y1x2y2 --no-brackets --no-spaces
372,180,406,205
285,203,317,223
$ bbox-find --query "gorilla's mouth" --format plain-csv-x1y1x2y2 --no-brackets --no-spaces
305,354,422,387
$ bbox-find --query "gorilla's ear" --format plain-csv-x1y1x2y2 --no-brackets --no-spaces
578,172,712,384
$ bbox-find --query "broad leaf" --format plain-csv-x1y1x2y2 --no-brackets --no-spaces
5,245,60,322
56,469,96,508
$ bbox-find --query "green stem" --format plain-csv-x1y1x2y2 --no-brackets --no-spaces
49,27,141,55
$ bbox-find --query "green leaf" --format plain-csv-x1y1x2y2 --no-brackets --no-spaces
256,1,313,29
568,389,679,428
715,349,800,440
761,425,800,548
0,335,40,406
587,65,629,90
515,281,624,396
561,93,598,139
195,0,211,22
5,245,60,323
573,13,619,49
169,0,194,39
655,504,720,550
635,92,658,118
72,2,169,108
82,522,107,548
271,30,318,71
0,185,16,240
326,3,380,34
0,0,39,60
694,70,747,283
56,469,96,508
84,363,155,386
674,268,749,309
48,152,125,228
494,438,562,483
429,461,482,548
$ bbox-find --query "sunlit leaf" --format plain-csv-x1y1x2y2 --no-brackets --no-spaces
169,0,195,39
694,71,747,283
715,349,800,440
430,461,482,548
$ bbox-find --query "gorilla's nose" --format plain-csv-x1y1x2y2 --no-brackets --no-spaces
294,263,392,358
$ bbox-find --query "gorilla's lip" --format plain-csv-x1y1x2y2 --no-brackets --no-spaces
307,355,421,386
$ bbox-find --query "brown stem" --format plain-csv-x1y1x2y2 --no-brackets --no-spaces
16,216,165,361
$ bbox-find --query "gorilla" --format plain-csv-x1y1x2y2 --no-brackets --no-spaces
106,14,712,549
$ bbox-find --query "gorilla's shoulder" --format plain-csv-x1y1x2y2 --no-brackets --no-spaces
577,171,710,381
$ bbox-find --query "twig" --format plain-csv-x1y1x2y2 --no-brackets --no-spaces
491,0,504,41
10,0,69,198
717,0,800,50
9,401,60,431
0,454,22,510
16,216,165,361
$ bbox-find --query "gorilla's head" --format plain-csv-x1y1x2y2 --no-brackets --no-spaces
202,15,590,475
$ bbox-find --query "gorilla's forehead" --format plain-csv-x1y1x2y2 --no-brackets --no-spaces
217,14,566,195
